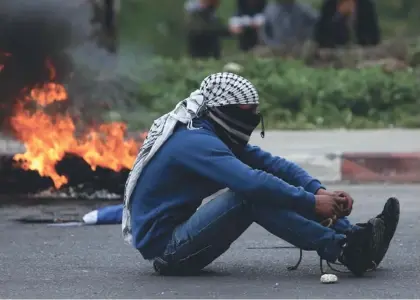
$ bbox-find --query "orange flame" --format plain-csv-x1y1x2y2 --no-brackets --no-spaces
27,82,67,106
9,58,144,189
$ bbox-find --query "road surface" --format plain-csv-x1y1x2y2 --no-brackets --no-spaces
1,184,420,298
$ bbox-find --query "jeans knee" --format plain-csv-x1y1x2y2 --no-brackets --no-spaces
216,190,254,223
236,192,262,212
221,190,248,207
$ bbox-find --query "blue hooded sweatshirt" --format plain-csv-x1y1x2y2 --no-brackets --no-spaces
130,118,323,259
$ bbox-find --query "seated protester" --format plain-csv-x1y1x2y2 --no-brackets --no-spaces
184,0,230,59
314,0,380,48
122,72,400,277
229,0,267,51
260,0,319,47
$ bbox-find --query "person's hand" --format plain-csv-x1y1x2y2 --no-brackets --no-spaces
315,189,354,217
229,24,242,34
252,14,265,28
332,191,354,216
315,194,347,219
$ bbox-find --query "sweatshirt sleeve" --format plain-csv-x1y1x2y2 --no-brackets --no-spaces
239,144,325,194
171,132,316,215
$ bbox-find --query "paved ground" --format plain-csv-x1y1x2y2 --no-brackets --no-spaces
1,184,419,298
249,129,420,155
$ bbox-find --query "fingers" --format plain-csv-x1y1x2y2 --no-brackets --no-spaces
332,202,341,216
334,196,347,206
341,192,353,211
342,206,351,217
347,197,354,211
334,191,354,211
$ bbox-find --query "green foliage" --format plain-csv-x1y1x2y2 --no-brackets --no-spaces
119,0,187,57
119,0,420,58
122,56,420,130
114,0,420,130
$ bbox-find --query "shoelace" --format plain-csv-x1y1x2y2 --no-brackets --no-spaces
248,216,378,274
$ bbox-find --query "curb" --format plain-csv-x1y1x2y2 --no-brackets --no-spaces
287,152,420,183
1,136,419,184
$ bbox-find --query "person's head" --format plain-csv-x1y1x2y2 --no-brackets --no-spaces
197,72,264,150
243,0,265,7
337,0,355,16
276,0,295,4
200,0,220,9
238,0,267,13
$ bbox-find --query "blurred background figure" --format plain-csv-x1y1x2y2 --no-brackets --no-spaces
184,0,231,59
229,0,267,52
90,0,120,53
314,0,380,48
260,0,318,47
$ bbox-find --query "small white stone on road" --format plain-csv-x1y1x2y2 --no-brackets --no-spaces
320,274,338,284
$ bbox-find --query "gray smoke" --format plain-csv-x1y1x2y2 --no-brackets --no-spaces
0,0,156,132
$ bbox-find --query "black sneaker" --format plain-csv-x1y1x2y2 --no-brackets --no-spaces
153,257,186,276
152,257,198,276
339,217,385,276
153,257,171,275
374,197,400,266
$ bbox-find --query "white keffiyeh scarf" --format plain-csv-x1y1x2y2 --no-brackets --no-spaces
122,72,259,245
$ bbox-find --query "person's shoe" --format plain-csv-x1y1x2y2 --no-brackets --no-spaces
339,217,385,276
153,257,173,275
353,197,400,267
153,257,199,276
373,197,400,266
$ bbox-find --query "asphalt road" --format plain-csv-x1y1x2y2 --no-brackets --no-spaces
1,184,420,298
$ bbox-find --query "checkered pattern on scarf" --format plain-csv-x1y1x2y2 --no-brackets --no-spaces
122,72,259,245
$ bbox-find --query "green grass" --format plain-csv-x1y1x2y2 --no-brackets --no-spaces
119,0,420,57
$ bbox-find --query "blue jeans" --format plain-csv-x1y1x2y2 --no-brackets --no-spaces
158,190,352,272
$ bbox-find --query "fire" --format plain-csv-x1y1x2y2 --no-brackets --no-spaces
9,58,145,189
27,83,67,106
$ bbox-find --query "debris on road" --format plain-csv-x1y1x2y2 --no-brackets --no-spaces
320,273,338,284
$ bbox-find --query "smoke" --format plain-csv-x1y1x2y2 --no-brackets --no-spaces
0,1,73,130
0,0,158,133
0,0,121,131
